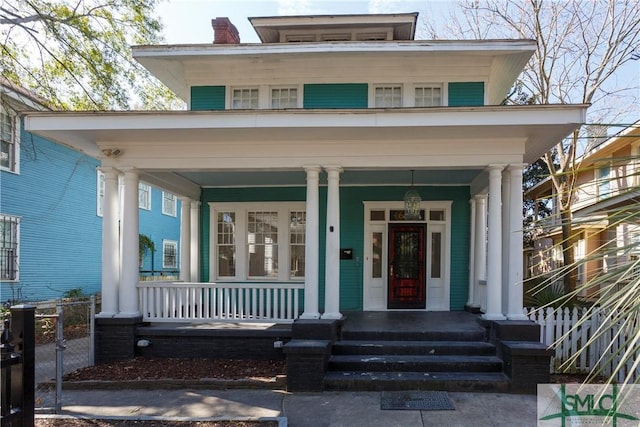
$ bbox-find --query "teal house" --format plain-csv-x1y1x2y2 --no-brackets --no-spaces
25,13,587,322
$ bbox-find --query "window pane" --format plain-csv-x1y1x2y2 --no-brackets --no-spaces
232,88,259,109
431,232,441,278
248,211,278,277
415,86,441,107
429,210,445,221
0,216,18,280
271,88,298,109
372,231,383,278
162,192,176,216
1,109,14,170
139,183,151,210
375,86,402,107
163,241,177,268
290,211,305,278
217,212,236,277
370,210,386,221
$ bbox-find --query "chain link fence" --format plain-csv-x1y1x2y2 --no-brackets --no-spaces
34,296,95,412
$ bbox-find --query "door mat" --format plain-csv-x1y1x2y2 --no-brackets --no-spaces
380,391,455,411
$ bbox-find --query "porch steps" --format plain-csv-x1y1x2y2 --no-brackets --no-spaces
324,333,510,392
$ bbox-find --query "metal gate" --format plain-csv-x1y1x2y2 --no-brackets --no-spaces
34,297,95,413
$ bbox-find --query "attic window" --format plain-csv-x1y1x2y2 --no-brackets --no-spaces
285,34,316,43
321,33,351,41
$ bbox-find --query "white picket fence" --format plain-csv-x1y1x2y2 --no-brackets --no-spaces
526,307,640,383
137,281,304,323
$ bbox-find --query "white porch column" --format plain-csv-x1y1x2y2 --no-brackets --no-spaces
99,167,120,317
507,164,528,320
466,198,477,308
190,201,201,282
322,165,343,319
474,194,488,309
482,165,506,320
119,169,141,317
301,165,321,319
501,168,511,314
179,197,191,282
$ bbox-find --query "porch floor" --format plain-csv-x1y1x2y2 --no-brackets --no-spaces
341,310,485,340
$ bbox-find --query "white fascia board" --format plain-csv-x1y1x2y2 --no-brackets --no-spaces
132,39,536,58
25,104,585,132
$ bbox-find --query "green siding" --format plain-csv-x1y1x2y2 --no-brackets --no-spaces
190,86,225,111
200,185,470,312
448,82,485,107
303,84,368,109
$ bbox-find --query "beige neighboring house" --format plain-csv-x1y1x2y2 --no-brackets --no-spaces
526,121,640,298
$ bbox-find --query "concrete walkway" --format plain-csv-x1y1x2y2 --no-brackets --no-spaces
36,388,539,426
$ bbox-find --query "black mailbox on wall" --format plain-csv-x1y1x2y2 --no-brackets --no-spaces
340,248,353,260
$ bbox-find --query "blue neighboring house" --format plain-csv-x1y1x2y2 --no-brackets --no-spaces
1,79,180,303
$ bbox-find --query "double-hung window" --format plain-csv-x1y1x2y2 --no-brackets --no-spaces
1,103,18,173
415,86,442,107
212,203,305,281
271,87,298,109
139,183,152,210
374,85,402,107
162,191,177,217
163,240,178,268
231,88,259,109
0,215,19,281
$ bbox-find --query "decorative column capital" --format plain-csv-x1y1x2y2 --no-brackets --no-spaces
487,164,506,174
303,164,322,175
324,165,343,175
190,200,201,209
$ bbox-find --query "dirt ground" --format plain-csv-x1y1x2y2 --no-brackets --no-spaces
62,357,286,382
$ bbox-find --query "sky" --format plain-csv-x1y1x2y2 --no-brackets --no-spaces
156,0,446,44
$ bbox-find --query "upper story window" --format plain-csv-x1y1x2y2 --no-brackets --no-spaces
596,161,611,201
374,86,402,107
162,191,177,217
231,88,259,109
139,183,151,210
1,104,19,173
0,214,19,281
415,86,442,107
271,87,298,109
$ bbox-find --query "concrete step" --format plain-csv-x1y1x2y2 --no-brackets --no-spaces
341,329,485,342
332,340,496,356
324,370,511,393
328,354,503,373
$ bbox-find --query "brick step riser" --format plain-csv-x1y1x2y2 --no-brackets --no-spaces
332,342,495,356
341,331,485,341
328,359,503,373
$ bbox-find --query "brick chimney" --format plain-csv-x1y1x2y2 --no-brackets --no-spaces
211,17,240,44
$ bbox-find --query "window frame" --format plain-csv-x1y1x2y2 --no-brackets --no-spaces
0,103,20,174
0,214,20,281
209,202,306,282
414,85,443,107
372,84,403,108
230,87,259,110
139,183,152,211
162,191,177,217
162,240,178,269
270,86,299,109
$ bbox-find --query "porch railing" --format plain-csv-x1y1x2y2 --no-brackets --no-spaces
137,281,304,323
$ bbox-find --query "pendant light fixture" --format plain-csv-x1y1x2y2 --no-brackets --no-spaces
403,170,421,220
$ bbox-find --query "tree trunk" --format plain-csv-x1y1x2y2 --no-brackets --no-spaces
560,209,577,294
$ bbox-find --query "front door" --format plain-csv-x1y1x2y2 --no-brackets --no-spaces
388,223,426,309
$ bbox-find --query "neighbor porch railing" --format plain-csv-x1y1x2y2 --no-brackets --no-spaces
526,307,640,383
137,281,304,323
